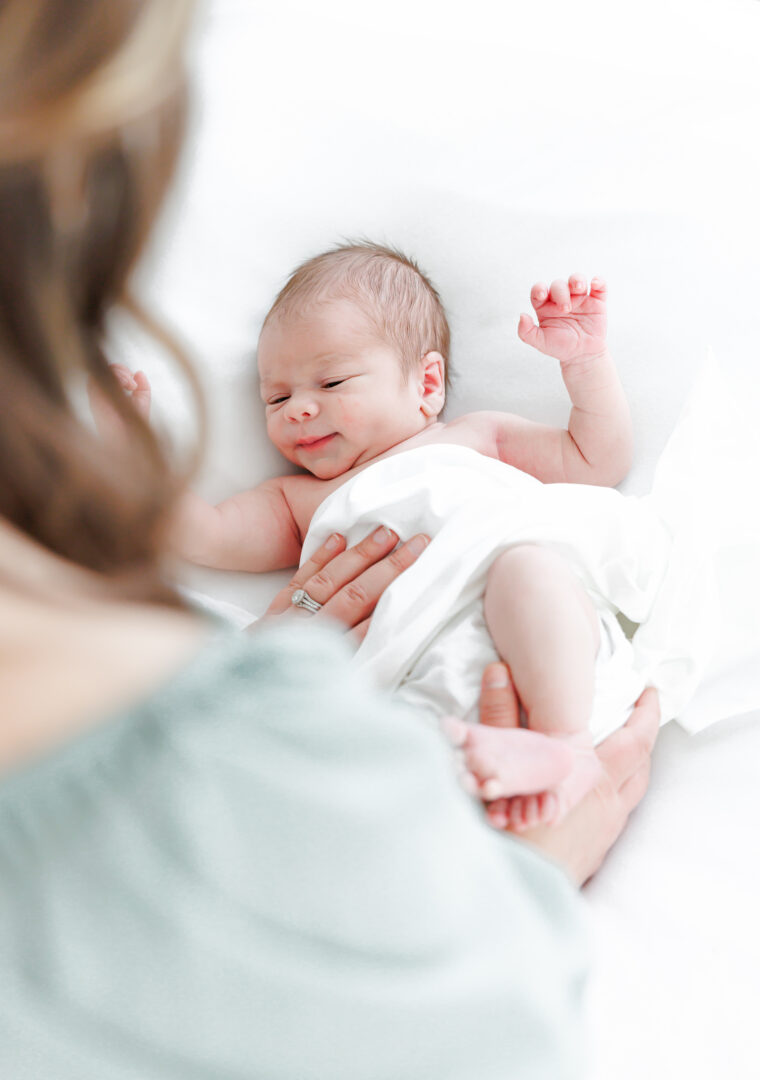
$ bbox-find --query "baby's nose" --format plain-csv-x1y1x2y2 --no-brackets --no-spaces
285,393,319,421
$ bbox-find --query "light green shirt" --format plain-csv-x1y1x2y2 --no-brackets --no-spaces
0,624,588,1078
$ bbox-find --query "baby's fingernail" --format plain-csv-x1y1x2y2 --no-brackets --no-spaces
325,533,343,551
483,665,509,689
406,534,429,556
372,525,395,545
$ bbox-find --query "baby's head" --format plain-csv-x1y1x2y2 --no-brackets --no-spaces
257,242,450,479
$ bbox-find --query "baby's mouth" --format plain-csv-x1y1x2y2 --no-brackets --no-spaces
296,433,337,451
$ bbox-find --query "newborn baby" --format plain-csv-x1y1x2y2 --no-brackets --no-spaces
109,241,640,830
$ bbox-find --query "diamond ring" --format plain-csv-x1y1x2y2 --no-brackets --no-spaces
290,587,322,614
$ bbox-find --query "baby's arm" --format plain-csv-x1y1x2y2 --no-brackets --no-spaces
171,482,302,572
484,275,633,485
93,365,302,572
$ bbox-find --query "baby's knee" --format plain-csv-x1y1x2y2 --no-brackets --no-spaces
486,543,550,591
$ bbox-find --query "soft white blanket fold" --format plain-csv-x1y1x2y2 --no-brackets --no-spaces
302,355,760,741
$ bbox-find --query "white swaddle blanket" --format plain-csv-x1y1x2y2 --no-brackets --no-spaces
302,356,760,742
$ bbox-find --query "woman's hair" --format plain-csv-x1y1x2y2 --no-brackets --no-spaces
262,241,452,388
0,0,199,604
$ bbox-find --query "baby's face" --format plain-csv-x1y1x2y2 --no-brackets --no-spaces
258,299,430,479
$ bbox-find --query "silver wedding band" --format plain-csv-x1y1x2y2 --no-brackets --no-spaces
291,587,322,614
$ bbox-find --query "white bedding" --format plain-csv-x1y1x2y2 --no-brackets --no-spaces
131,1,760,1075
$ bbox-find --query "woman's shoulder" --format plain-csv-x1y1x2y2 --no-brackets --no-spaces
0,618,434,815
0,615,588,1080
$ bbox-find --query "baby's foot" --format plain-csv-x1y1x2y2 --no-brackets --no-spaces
449,722,602,831
492,733,603,831
444,719,575,818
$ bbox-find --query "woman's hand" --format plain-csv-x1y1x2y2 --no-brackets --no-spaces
469,664,660,885
519,689,659,885
259,527,429,643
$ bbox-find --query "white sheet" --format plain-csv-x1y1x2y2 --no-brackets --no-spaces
132,1,760,1076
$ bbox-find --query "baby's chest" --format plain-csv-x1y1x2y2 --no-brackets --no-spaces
285,475,348,541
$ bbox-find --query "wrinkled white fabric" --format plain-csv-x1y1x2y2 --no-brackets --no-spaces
302,356,760,741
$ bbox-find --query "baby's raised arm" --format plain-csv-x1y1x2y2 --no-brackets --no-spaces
481,276,633,486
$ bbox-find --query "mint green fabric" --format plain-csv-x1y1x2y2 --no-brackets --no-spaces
0,623,588,1079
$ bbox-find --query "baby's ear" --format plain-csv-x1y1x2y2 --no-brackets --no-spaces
419,351,446,417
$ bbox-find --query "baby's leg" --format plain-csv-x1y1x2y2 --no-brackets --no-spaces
470,544,602,829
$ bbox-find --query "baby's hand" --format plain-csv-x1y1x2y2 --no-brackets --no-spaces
517,274,607,365
109,364,152,421
88,364,152,443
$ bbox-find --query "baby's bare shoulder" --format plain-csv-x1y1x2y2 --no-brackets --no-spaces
434,411,502,456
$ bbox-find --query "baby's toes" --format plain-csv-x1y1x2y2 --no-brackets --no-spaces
511,793,551,831
486,798,510,830
460,742,499,790
536,791,560,826
508,796,530,832
519,794,542,829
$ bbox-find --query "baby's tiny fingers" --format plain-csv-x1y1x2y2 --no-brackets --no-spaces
530,282,549,309
549,279,571,312
568,274,587,295
589,276,607,297
110,364,137,389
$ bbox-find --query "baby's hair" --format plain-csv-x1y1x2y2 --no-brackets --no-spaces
262,240,451,388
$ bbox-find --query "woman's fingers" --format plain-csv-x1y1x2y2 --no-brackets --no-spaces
304,526,403,605
515,689,660,885
348,616,372,645
265,532,350,615
264,528,429,630
596,686,660,790
478,663,521,728
317,533,429,626
617,758,652,817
